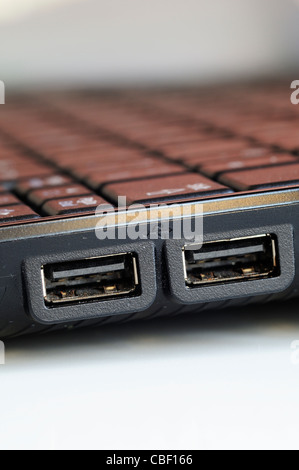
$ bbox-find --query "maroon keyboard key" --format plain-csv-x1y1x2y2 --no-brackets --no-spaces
26,134,103,157
0,163,54,183
249,126,299,151
0,155,31,167
0,205,40,222
84,163,186,189
219,163,299,190
51,147,145,167
71,156,161,178
42,195,108,215
0,193,21,207
207,146,271,162
200,154,297,178
140,130,213,148
103,173,232,205
0,185,7,194
15,174,74,196
160,139,259,163
181,140,258,165
160,139,215,159
119,125,206,147
28,184,91,207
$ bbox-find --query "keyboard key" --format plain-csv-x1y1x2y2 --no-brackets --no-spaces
71,156,161,178
15,174,74,196
84,163,186,189
250,127,299,150
160,139,215,159
180,140,258,165
50,147,145,166
0,193,21,207
0,155,31,167
119,125,207,147
42,195,108,215
141,131,213,148
103,173,232,204
160,138,257,162
219,163,299,190
200,154,297,178
26,134,102,156
28,184,91,207
209,146,271,161
0,205,40,222
0,163,54,183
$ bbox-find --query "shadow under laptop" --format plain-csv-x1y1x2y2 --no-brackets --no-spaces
4,297,299,368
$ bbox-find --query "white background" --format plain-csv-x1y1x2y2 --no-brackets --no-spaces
1,300,299,450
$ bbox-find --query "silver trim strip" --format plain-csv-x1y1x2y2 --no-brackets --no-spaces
0,189,299,242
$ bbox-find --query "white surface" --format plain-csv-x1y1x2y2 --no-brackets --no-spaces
1,0,299,88
1,300,299,450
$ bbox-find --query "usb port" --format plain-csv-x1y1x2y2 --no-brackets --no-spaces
183,234,279,287
42,253,140,306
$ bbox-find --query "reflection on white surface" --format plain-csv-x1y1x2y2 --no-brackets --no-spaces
1,300,299,450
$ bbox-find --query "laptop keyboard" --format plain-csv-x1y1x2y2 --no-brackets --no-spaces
0,82,298,225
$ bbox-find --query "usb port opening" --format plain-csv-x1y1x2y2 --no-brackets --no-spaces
183,234,279,287
42,253,140,306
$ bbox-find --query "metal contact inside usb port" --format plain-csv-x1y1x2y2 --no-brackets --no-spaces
42,253,140,306
183,234,279,287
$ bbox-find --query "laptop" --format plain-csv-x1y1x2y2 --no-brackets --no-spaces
0,81,298,338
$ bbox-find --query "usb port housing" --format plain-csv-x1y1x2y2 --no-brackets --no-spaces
183,234,279,287
42,253,140,306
